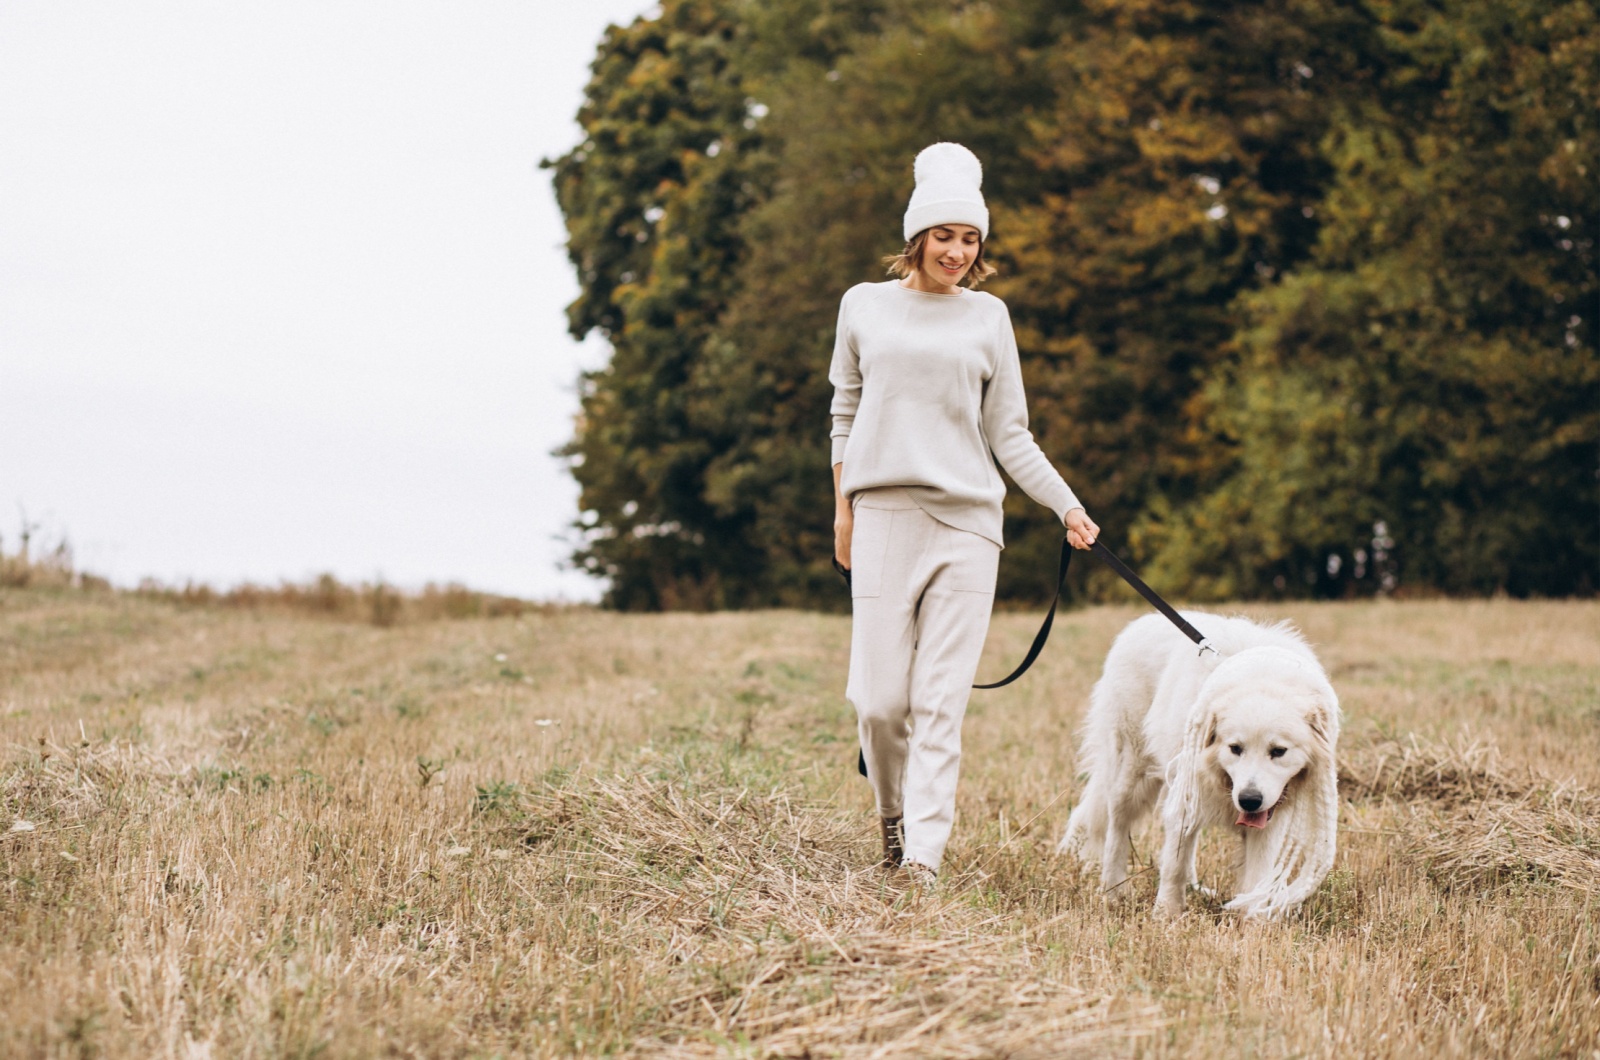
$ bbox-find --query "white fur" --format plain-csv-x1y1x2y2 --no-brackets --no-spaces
1057,612,1341,920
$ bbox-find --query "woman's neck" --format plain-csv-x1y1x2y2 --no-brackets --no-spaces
900,269,961,296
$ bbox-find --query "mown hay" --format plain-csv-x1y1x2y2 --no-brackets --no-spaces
1338,732,1530,805
486,760,1162,1057
1340,732,1600,895
1414,791,1600,895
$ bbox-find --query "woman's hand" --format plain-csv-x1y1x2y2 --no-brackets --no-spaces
1065,507,1099,551
832,463,853,569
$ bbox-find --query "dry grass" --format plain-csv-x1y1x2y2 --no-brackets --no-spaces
2,590,1598,1057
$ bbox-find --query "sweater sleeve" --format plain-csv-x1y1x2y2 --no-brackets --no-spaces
827,288,860,467
982,302,1084,522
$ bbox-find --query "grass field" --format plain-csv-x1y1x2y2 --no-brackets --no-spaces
3,588,1598,1057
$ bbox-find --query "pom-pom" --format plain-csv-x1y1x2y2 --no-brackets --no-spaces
913,142,983,189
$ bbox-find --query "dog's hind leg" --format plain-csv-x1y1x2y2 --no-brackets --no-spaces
1058,774,1107,860
1060,658,1141,864
1099,758,1160,900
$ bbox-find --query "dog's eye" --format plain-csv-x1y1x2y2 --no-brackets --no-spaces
1269,747,1287,759
1228,744,1243,756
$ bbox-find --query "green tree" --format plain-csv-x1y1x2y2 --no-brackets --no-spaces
992,0,1384,600
547,0,772,609
1156,0,1600,597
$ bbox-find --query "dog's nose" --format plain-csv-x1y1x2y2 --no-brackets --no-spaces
1238,789,1263,812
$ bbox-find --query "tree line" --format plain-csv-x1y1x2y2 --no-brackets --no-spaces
548,0,1597,610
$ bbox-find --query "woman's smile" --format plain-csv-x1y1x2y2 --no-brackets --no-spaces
904,223,982,294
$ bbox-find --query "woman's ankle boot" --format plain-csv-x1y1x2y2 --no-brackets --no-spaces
880,815,904,869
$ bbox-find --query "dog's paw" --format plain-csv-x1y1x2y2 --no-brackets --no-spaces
1098,877,1138,910
1099,867,1131,894
1189,883,1219,901
1153,894,1186,920
1055,829,1092,859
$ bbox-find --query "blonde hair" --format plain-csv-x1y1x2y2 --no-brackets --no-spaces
882,227,997,288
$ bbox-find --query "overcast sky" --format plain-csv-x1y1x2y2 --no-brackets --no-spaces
0,1,656,600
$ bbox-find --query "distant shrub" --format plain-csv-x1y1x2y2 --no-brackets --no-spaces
131,574,569,626
0,519,104,591
1,513,571,623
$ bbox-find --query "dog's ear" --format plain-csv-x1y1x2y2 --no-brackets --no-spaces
1306,700,1327,742
1203,710,1218,748
1304,694,1336,744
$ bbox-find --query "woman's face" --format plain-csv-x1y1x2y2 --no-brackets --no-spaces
915,224,982,290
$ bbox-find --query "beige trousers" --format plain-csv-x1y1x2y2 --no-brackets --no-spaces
847,487,1000,871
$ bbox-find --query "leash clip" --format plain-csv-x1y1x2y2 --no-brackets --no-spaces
1197,638,1220,658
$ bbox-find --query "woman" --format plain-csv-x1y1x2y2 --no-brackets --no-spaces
829,142,1099,880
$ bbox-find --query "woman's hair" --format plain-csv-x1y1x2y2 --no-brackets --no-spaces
882,227,997,288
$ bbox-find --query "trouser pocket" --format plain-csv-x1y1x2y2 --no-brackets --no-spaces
938,525,1000,594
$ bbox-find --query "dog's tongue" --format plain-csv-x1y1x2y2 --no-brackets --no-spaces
1236,810,1271,829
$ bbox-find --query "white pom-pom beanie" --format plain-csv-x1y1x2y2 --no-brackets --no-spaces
903,142,989,242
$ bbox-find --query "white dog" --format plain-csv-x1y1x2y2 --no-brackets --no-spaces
1058,612,1340,920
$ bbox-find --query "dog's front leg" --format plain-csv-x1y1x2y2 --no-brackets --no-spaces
1154,816,1199,918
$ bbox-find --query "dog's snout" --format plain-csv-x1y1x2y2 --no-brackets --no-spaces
1237,789,1264,813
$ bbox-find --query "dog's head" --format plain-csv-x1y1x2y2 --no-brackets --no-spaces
1195,647,1339,830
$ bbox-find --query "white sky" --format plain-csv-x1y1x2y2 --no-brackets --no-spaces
0,1,657,601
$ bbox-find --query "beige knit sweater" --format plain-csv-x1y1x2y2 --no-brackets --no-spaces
828,281,1082,548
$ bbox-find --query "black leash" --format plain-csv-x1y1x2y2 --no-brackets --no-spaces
969,537,1216,687
1087,541,1217,657
842,536,1215,779
972,535,1074,689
